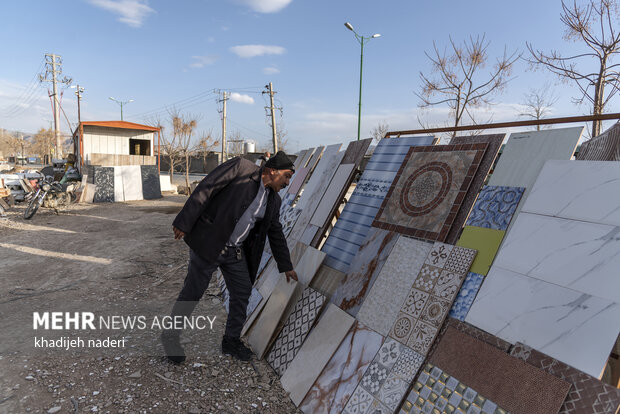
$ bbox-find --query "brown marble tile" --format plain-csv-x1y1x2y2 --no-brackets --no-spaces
511,342,620,414
445,134,505,244
430,327,571,414
341,138,373,165
373,143,487,242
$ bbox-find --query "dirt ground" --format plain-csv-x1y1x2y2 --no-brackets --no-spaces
0,195,300,413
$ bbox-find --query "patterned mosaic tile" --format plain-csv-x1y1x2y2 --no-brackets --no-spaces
511,342,620,414
93,166,114,203
449,272,485,321
330,228,399,317
387,242,476,354
299,321,383,414
399,362,510,414
266,286,326,376
345,338,425,414
279,206,302,238
445,134,504,244
322,136,437,273
373,143,488,242
466,185,525,231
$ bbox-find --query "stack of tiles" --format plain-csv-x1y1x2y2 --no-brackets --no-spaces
466,160,620,377
372,143,487,242
322,136,436,273
426,327,571,414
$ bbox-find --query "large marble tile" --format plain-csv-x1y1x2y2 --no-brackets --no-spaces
93,167,114,203
310,264,346,298
295,246,326,286
466,185,525,231
246,276,299,359
305,145,325,172
465,266,620,377
299,147,316,168
310,163,356,228
141,165,161,200
400,362,510,414
341,138,373,165
445,134,505,244
294,149,310,169
159,174,172,192
387,243,476,354
280,304,355,406
511,342,620,414
113,166,124,202
322,136,436,273
357,236,432,337
330,228,399,317
373,143,487,242
576,121,620,161
121,165,143,201
345,338,424,413
287,167,310,196
521,159,620,226
494,212,620,303
448,272,485,321
267,286,326,376
299,224,318,245
456,226,505,276
488,127,582,234
299,321,383,414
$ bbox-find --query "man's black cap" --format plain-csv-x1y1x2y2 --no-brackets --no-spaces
265,151,295,171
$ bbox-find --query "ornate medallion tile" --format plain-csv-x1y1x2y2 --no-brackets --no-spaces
407,320,438,354
373,143,488,241
402,288,429,318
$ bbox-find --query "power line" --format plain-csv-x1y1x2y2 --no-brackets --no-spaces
1,58,47,117
133,89,218,119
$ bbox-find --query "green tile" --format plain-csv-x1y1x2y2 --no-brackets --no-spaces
456,226,505,275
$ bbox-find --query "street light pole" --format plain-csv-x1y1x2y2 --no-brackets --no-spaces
344,22,380,141
109,97,134,121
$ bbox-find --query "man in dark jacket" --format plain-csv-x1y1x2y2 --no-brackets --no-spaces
162,151,298,363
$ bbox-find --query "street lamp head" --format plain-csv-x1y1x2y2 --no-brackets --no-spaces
344,22,354,31
128,99,134,103
109,97,116,101
372,34,381,38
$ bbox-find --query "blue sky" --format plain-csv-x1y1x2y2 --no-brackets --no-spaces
1,0,616,151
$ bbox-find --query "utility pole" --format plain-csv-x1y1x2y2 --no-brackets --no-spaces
39,53,72,158
263,83,278,153
217,90,229,163
74,85,84,125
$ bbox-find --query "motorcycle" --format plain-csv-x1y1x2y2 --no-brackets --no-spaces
24,174,80,219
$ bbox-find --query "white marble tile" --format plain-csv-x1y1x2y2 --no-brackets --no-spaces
521,160,620,226
488,127,582,234
494,212,620,304
299,147,316,168
281,304,355,406
465,266,620,378
120,165,143,201
247,276,299,359
300,224,319,245
294,149,310,169
357,236,433,336
296,148,345,212
159,175,172,192
113,166,124,202
310,163,356,228
295,246,326,286
305,146,325,172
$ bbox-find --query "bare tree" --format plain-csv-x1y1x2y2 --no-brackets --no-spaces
196,129,218,172
171,110,198,191
370,120,389,142
4,133,29,165
146,115,181,183
518,85,559,130
227,130,245,157
527,0,620,137
32,128,55,163
417,35,520,137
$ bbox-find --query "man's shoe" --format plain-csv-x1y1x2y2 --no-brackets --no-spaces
161,331,186,364
221,335,253,361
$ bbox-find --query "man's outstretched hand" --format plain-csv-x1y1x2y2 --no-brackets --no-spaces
285,270,298,283
173,226,185,240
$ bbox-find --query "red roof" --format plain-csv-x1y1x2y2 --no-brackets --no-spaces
80,121,160,132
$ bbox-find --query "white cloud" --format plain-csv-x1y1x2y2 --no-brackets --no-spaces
207,36,215,43
87,0,155,28
233,0,292,13
230,93,255,104
229,45,286,58
262,67,280,75
189,55,220,68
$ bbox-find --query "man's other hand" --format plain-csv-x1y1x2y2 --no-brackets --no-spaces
173,226,185,240
284,270,298,283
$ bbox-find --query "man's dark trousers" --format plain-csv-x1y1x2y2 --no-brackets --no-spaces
172,247,252,338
